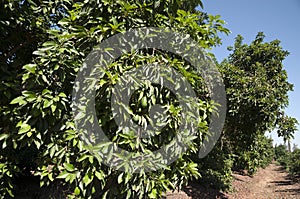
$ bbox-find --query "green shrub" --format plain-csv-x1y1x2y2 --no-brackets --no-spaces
196,142,233,191
275,145,300,176
274,144,287,160
289,149,300,176
233,134,274,175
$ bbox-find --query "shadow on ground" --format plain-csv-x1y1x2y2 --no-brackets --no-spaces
183,182,228,199
270,170,300,196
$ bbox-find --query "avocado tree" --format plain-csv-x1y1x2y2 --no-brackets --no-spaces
219,32,296,174
0,0,229,198
277,114,298,148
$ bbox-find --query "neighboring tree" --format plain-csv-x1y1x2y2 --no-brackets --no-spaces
290,148,300,175
274,144,290,169
275,144,300,176
275,144,288,160
218,32,296,174
0,0,229,198
277,114,298,152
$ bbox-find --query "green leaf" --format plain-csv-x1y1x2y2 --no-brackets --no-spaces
63,163,75,172
19,123,31,134
58,92,67,98
58,19,69,26
126,189,131,199
148,188,157,198
43,99,52,108
77,154,89,162
51,104,56,112
39,46,55,51
10,96,26,105
95,171,104,181
48,173,54,181
42,75,49,84
7,189,14,197
117,173,123,184
56,171,69,179
49,146,56,158
89,156,94,164
74,187,80,195
33,50,45,56
22,91,36,102
34,140,41,149
23,64,37,73
26,131,32,137
42,41,56,46
125,172,131,184
0,134,9,141
42,89,51,95
83,173,93,186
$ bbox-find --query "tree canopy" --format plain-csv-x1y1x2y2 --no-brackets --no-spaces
218,33,296,174
0,0,297,198
0,0,230,198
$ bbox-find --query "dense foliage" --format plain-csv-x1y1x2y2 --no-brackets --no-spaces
218,33,295,174
0,0,230,198
275,145,300,176
198,33,297,188
0,0,297,198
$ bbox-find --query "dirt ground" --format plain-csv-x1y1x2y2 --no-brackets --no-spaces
13,163,300,198
165,163,300,199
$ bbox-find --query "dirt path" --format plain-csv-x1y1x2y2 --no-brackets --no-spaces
165,163,300,199
227,163,300,199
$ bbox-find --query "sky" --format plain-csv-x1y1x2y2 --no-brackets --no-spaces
201,0,300,146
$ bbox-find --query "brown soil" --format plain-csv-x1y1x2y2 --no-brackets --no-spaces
165,163,300,199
